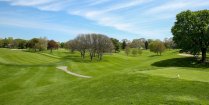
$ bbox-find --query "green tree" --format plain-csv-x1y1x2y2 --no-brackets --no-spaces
27,38,39,52
13,39,27,49
125,46,130,56
37,37,47,51
122,40,127,49
110,38,120,53
138,48,143,55
149,40,166,55
145,41,148,50
132,48,138,56
172,10,209,63
0,38,3,47
48,40,58,53
60,42,65,48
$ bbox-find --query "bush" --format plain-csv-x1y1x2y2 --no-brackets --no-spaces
149,40,166,55
125,46,130,56
132,48,138,56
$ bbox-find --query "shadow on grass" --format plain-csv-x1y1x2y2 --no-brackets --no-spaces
148,55,161,57
151,57,209,68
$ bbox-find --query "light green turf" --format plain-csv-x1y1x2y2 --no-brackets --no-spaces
0,48,209,105
139,67,209,82
0,49,60,65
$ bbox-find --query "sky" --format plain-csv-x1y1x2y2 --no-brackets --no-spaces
0,0,209,42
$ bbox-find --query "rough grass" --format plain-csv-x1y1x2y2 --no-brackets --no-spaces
0,48,209,105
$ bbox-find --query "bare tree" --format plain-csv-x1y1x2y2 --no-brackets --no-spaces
68,33,113,61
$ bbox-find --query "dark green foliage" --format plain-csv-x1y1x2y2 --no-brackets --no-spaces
110,38,120,52
27,38,39,51
13,39,27,49
60,42,65,48
172,10,209,63
121,40,127,49
145,41,148,50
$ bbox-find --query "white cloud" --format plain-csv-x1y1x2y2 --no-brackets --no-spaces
2,0,209,39
36,1,69,11
146,0,209,15
88,0,111,6
2,0,150,35
8,0,53,6
0,17,93,35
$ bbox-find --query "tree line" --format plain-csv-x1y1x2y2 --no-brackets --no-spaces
0,37,60,53
121,38,175,56
0,34,176,61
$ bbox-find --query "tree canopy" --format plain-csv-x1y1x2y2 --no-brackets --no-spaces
110,38,120,53
48,40,58,53
149,40,166,55
172,10,209,63
66,33,114,61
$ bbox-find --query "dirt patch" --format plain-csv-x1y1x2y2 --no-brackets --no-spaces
56,66,92,78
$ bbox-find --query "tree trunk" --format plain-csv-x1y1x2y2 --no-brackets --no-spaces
201,48,207,63
50,48,52,53
90,53,93,61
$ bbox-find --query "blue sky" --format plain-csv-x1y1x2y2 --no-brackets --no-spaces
0,0,209,42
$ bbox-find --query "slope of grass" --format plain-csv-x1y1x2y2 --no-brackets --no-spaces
0,49,60,65
139,67,209,82
0,48,209,105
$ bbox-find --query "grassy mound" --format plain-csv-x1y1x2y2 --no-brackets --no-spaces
0,48,209,105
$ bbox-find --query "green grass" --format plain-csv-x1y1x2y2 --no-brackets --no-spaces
0,48,209,105
139,68,209,82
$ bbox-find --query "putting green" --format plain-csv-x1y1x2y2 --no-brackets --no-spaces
139,68,209,83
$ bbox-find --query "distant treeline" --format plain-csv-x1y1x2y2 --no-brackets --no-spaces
0,34,175,60
0,37,63,53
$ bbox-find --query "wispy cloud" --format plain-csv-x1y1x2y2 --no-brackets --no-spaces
146,0,209,15
88,0,111,6
8,0,53,6
1,0,209,39
2,0,150,33
0,17,93,35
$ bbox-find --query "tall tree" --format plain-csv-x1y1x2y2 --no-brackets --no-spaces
27,38,39,52
164,37,175,49
130,39,144,48
145,41,148,50
172,10,209,63
0,38,3,48
68,33,114,61
65,40,77,53
60,42,65,48
125,46,130,56
48,40,58,53
13,39,27,49
121,40,127,50
37,37,48,51
110,38,120,53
